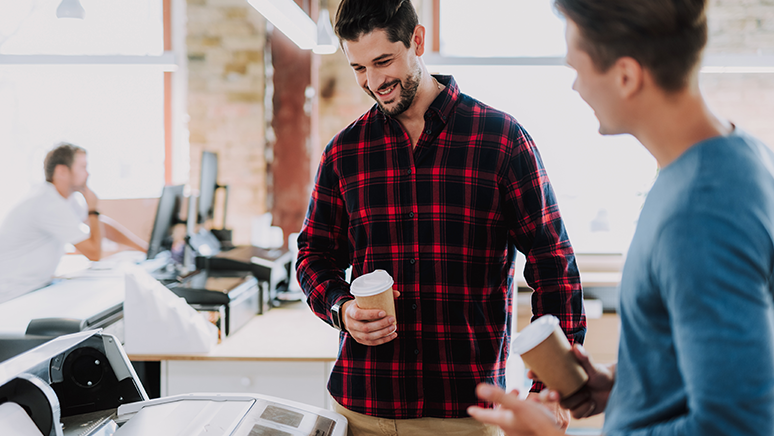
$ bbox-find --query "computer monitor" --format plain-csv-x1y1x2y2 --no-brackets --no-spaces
147,185,185,260
198,151,218,224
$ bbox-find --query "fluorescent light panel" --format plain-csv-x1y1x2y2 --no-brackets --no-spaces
247,0,317,50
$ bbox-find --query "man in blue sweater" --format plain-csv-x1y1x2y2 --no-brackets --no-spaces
468,0,774,435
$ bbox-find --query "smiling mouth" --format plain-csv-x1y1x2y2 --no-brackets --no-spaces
375,81,399,98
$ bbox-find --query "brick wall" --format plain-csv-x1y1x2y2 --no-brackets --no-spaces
703,1,774,147
317,0,376,156
707,0,774,55
183,0,774,246
187,0,268,245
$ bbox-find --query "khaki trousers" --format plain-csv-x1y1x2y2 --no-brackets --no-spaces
333,399,502,436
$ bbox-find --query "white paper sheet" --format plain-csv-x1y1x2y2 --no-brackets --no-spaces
122,267,218,355
0,402,44,436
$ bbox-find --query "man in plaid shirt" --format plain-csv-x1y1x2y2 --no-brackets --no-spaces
296,0,586,434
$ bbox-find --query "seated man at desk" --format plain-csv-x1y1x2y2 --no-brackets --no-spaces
0,142,148,304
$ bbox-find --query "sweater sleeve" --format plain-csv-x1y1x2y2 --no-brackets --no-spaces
623,209,774,436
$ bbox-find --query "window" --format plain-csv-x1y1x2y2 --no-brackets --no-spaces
425,0,774,255
439,0,565,58
0,0,181,222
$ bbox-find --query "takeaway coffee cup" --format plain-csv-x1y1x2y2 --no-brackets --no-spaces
350,270,396,321
512,314,588,398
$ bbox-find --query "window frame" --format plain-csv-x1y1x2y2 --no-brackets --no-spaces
0,0,189,188
421,0,774,256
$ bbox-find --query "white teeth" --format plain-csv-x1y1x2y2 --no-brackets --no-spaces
377,85,395,96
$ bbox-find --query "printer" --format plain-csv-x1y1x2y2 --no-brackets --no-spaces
189,229,293,307
0,277,125,340
0,330,347,436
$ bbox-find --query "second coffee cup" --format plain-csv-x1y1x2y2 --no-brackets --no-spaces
512,314,588,398
350,269,396,323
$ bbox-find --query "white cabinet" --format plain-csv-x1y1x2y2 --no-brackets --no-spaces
130,302,340,411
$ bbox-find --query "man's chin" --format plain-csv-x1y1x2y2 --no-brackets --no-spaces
378,103,405,117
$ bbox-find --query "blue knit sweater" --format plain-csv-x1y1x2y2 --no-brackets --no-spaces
604,129,774,435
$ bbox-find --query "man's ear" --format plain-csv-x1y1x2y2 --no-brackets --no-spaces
52,164,69,182
413,24,426,57
615,57,644,99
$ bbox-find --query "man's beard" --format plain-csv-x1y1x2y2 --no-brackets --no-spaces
70,181,87,195
368,66,422,117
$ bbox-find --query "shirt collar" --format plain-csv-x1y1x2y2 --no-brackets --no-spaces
376,74,460,125
427,74,459,124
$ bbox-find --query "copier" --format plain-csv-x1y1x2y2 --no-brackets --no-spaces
189,229,294,307
0,330,347,436
0,277,125,340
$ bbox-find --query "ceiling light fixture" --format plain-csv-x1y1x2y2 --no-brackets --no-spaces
56,0,85,19
313,7,337,55
247,0,317,50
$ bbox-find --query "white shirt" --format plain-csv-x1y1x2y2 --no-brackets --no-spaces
0,183,90,303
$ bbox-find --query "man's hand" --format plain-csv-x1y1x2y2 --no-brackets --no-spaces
80,185,99,211
342,290,399,346
550,344,615,419
526,391,570,430
468,384,565,436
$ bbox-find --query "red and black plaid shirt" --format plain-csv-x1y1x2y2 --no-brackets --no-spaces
297,75,585,419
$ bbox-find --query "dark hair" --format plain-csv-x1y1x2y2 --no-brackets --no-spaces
44,142,86,182
335,0,419,47
554,0,708,92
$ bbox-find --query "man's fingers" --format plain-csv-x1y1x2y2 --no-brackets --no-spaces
352,316,395,334
537,389,561,404
467,406,514,429
348,318,398,346
344,303,398,346
351,307,392,322
582,400,597,418
569,399,596,420
559,387,591,411
351,329,397,346
572,344,596,376
475,383,524,410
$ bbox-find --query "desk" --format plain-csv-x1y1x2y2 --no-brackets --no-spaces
128,301,340,409
516,271,621,289
514,253,623,289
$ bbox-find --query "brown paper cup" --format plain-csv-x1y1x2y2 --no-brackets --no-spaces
353,287,396,318
513,315,588,398
350,270,396,322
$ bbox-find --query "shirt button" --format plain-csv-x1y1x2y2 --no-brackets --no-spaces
412,304,417,310
425,129,431,135
407,169,412,175
409,258,416,265
408,212,414,218
414,349,420,355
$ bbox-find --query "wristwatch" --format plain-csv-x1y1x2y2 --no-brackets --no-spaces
331,300,349,331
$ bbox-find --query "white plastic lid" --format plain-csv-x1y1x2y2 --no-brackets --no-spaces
511,314,559,354
350,269,394,297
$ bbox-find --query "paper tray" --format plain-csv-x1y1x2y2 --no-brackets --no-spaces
115,393,346,436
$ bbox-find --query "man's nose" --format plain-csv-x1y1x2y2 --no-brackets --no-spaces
367,69,386,92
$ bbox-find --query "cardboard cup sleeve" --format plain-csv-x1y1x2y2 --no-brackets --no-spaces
512,314,588,398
